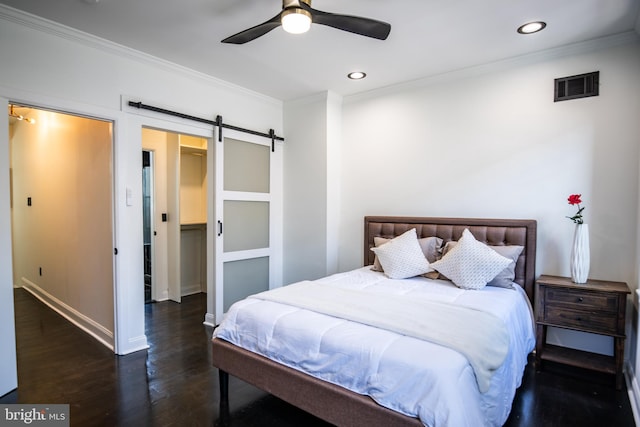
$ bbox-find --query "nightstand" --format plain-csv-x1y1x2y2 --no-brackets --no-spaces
535,275,630,389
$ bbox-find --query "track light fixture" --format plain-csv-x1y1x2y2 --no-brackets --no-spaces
8,105,36,124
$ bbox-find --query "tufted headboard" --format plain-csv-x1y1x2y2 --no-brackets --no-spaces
364,216,537,301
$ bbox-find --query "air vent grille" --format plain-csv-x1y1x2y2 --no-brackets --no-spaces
554,71,599,102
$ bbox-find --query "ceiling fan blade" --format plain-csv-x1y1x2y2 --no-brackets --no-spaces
299,3,391,40
222,13,282,44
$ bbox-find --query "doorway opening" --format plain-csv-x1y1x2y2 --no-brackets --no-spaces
142,150,153,304
9,103,116,348
141,128,208,304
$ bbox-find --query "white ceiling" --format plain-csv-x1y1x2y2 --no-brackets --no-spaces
2,0,639,101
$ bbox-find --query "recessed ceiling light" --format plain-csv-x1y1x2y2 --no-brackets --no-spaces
517,21,546,34
348,71,366,80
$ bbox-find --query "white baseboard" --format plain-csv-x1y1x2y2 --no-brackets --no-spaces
203,312,215,327
154,289,169,302
625,360,640,426
181,284,203,297
21,278,114,352
117,334,149,355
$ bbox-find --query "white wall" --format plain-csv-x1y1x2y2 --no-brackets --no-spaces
326,92,343,275
283,94,330,284
283,91,343,284
0,6,283,355
0,96,17,396
338,37,640,355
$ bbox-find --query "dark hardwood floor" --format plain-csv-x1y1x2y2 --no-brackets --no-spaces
1,288,635,426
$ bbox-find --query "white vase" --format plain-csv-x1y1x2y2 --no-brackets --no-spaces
570,223,590,283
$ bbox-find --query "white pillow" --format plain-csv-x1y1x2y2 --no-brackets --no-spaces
439,241,524,289
372,235,443,272
430,229,512,290
370,228,432,279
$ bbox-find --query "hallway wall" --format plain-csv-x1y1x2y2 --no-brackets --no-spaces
11,109,115,346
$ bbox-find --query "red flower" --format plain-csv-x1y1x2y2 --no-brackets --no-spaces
567,194,582,205
566,194,585,224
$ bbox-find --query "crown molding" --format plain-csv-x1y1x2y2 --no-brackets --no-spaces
345,30,640,104
284,90,345,109
0,4,282,107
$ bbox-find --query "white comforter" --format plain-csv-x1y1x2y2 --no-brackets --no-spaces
213,267,535,427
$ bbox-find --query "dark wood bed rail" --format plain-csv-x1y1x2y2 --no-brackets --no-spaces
213,339,422,427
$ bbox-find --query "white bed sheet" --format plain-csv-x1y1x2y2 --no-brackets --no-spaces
213,267,535,427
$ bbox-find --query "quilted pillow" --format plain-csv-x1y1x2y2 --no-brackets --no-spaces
370,228,432,279
438,241,524,289
429,229,512,290
372,235,442,272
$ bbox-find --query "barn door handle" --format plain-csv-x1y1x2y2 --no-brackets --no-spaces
217,220,223,236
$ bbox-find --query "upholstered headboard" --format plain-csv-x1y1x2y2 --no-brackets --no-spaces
364,216,537,301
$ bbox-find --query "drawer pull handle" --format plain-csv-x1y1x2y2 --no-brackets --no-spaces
578,297,584,302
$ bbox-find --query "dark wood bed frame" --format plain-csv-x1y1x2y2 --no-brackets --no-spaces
212,216,537,426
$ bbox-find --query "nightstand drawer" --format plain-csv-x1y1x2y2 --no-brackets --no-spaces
543,306,618,334
545,287,618,313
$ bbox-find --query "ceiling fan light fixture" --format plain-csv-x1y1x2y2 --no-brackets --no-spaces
517,21,546,34
281,8,312,34
221,0,390,44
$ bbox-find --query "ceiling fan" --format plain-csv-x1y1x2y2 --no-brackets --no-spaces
221,0,391,44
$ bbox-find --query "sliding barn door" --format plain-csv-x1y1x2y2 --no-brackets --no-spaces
214,128,278,322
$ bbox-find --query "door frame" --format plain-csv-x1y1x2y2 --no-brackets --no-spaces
0,95,17,395
1,93,126,350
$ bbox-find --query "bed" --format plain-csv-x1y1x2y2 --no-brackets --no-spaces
212,216,537,427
